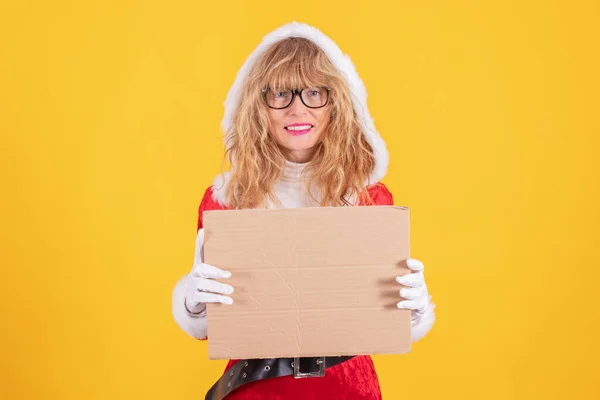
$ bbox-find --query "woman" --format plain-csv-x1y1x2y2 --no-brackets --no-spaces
172,21,436,400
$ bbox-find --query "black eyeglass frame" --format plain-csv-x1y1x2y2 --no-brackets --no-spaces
261,87,330,110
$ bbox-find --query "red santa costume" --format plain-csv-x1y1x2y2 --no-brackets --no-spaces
172,21,436,400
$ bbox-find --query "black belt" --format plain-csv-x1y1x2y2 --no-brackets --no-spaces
204,356,355,400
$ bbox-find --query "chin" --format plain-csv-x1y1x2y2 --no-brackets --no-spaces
283,138,318,151
273,127,322,156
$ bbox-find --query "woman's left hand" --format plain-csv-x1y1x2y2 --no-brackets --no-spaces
395,258,430,320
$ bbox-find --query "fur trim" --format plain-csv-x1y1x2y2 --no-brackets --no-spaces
216,21,389,206
210,171,231,207
411,301,436,342
172,275,208,340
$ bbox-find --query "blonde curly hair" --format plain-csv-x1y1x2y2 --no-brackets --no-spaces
223,36,376,209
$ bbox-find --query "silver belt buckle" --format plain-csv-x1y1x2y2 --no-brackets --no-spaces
293,357,326,378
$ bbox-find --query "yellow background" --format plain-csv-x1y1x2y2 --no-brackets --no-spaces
1,1,599,399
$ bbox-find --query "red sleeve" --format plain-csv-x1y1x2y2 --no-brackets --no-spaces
197,186,227,230
366,182,394,206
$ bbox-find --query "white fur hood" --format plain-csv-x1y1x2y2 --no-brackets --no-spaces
212,21,389,206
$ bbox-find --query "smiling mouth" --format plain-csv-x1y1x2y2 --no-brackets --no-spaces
284,124,314,135
285,124,314,131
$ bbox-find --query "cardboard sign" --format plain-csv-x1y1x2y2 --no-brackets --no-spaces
203,206,412,360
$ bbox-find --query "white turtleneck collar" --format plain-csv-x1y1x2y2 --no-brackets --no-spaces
210,159,323,208
269,160,320,208
280,159,308,182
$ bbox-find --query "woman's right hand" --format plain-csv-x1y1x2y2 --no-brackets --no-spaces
184,229,234,315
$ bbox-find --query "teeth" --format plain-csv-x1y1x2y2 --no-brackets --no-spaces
286,125,312,131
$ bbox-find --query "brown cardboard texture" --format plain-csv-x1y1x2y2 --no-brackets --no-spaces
203,205,411,360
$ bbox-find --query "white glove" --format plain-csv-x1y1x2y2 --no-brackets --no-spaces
396,258,436,342
184,229,234,316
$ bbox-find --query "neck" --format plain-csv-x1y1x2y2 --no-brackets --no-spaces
281,147,318,163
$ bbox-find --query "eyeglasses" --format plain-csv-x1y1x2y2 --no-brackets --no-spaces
262,87,330,109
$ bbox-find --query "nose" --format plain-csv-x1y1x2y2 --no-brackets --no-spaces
287,94,307,115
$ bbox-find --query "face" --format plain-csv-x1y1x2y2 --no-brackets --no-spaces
266,88,329,163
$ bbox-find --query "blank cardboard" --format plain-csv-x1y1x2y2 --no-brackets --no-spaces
203,206,412,360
